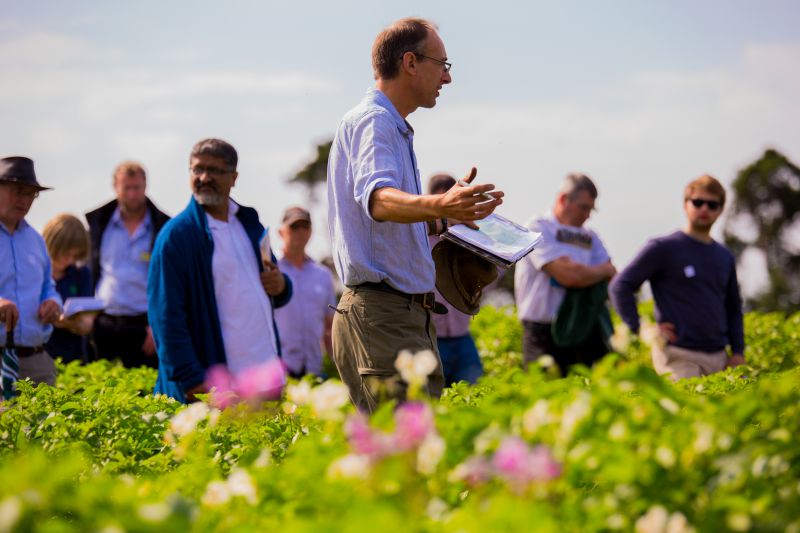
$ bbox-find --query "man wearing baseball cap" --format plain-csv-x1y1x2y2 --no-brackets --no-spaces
274,206,337,378
0,156,62,394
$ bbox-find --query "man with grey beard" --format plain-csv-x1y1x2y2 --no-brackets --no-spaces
147,138,292,402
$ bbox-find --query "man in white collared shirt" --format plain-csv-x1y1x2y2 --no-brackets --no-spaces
147,138,292,403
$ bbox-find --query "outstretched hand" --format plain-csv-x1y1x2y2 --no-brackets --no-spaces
439,167,504,229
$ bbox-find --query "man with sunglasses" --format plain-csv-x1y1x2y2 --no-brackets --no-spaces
327,18,504,412
610,175,745,379
0,156,62,392
147,139,292,402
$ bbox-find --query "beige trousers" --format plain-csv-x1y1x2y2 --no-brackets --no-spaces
331,287,444,413
651,344,727,381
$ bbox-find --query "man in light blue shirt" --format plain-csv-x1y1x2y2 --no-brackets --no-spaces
327,18,504,411
0,156,62,391
86,161,170,368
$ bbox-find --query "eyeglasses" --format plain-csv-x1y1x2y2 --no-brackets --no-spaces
412,52,452,73
688,198,721,211
190,166,232,178
1,183,39,200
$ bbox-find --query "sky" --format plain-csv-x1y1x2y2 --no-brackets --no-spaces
2,0,799,297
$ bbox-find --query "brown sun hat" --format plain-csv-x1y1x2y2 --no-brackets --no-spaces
432,239,498,315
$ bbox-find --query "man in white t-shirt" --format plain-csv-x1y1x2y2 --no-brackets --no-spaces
148,138,292,402
274,206,337,378
514,173,616,374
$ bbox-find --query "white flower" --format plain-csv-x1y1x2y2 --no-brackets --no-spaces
635,505,669,533
655,447,676,468
426,498,449,521
417,434,446,475
560,392,591,440
0,496,22,532
608,421,628,441
395,349,439,387
658,398,680,415
253,448,272,469
665,512,694,533
537,355,556,369
327,454,371,480
726,512,751,532
522,399,553,436
154,411,169,422
692,423,714,454
286,381,313,406
137,503,170,523
227,469,258,505
610,324,631,353
310,381,351,420
169,402,210,438
607,514,626,529
201,480,231,507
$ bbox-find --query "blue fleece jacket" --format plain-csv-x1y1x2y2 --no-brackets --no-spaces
148,197,292,402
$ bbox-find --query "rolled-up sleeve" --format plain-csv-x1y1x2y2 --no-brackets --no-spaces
352,111,402,221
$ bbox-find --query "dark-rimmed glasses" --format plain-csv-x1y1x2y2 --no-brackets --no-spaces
190,166,232,178
688,198,721,211
412,52,452,73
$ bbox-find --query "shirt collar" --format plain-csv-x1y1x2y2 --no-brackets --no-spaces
206,198,240,228
0,218,28,235
366,87,414,136
110,206,152,230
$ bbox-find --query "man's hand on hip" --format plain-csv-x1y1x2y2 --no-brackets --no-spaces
261,260,286,296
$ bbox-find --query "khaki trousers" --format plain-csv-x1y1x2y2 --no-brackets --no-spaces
2,349,58,396
652,344,727,381
332,287,444,413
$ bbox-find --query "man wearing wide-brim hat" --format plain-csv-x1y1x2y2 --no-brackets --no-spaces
0,156,63,394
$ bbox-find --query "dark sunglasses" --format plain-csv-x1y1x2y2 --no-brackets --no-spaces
688,198,721,210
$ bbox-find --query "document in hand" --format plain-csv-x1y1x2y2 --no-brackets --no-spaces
63,297,105,318
442,213,544,268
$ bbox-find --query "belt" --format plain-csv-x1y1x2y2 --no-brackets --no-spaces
4,345,44,358
352,281,448,314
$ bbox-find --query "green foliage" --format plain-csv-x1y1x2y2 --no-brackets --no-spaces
0,309,798,532
724,148,800,312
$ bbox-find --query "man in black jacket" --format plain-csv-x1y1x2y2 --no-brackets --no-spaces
85,161,169,368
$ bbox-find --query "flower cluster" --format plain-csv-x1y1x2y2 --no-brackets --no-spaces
165,401,220,444
285,380,351,420
201,469,259,507
205,359,286,409
449,435,561,492
395,349,439,389
328,401,445,479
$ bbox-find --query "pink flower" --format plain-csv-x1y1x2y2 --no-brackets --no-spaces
527,445,562,481
206,365,237,409
235,359,286,401
451,456,492,487
344,414,391,458
393,402,435,451
204,359,286,409
491,436,531,481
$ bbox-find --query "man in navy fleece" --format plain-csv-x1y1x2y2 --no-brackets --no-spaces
610,175,745,380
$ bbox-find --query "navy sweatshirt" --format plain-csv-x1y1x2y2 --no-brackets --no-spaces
610,231,744,354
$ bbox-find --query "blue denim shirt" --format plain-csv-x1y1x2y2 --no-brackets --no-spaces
327,88,435,294
0,219,62,346
95,208,152,315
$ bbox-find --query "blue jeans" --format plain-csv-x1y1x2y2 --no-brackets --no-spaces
437,335,483,386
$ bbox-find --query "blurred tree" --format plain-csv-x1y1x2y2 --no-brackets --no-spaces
288,139,332,206
724,149,800,312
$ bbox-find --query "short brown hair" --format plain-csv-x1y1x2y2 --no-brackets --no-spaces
42,214,90,262
559,173,598,200
113,160,146,184
684,174,726,207
372,18,437,80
